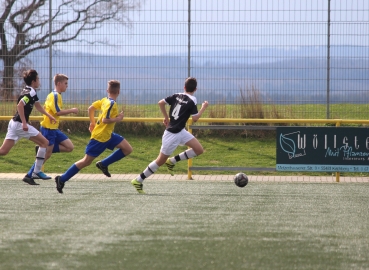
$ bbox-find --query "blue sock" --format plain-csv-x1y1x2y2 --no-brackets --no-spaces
101,150,125,166
27,163,35,177
52,144,60,153
61,164,80,182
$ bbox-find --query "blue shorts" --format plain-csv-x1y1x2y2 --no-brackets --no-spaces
40,127,68,146
85,133,124,157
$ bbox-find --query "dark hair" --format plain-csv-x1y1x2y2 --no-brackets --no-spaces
23,69,38,86
184,77,197,92
107,80,120,94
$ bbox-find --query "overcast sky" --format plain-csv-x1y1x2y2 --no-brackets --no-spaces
54,0,369,56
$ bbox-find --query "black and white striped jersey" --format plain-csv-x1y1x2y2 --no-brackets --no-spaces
13,86,39,123
164,93,198,133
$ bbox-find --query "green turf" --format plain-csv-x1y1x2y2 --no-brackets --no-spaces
0,179,368,270
3,131,369,177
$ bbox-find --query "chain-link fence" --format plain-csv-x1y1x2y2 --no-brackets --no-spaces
0,0,368,119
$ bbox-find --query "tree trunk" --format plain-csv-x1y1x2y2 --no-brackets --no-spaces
1,56,16,101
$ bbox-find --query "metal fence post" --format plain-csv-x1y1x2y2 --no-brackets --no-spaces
326,0,331,119
188,0,191,78
187,118,193,180
49,0,52,92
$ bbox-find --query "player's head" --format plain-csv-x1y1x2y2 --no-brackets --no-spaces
54,74,68,85
23,69,39,88
107,80,120,95
54,74,68,92
184,77,197,93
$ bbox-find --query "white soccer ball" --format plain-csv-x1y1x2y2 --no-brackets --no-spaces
234,172,248,188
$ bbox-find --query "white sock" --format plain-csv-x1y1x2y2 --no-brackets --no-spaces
170,148,197,164
34,147,46,173
137,161,159,182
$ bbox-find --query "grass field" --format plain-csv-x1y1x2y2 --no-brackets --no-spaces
0,131,278,176
2,102,369,119
1,130,369,178
0,179,368,270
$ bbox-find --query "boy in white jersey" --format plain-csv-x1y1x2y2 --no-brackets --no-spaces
0,69,56,185
131,77,209,194
55,80,133,193
25,74,78,181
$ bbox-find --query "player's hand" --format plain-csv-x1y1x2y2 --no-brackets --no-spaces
202,101,209,109
22,122,28,132
49,115,57,124
116,111,124,121
71,108,79,114
89,123,95,133
163,117,169,127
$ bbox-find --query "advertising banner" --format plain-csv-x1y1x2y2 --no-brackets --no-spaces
276,127,369,172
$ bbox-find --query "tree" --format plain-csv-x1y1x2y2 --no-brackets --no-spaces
0,0,143,100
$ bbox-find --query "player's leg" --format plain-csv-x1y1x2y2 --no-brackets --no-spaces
165,130,202,175
26,127,56,179
136,130,176,181
140,151,169,180
131,152,170,194
131,131,176,194
55,154,95,194
55,138,103,193
28,131,52,180
37,131,73,182
25,144,53,179
0,139,15,156
0,120,19,156
55,129,74,153
95,134,129,177
57,138,74,152
166,137,203,174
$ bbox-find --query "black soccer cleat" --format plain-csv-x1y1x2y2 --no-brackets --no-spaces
55,176,65,194
96,161,111,177
22,175,39,185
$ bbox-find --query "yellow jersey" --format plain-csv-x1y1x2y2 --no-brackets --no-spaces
91,97,119,142
40,91,62,129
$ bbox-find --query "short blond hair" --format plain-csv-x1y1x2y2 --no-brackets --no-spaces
107,80,120,94
54,74,68,86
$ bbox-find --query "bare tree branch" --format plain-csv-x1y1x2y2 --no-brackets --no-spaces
0,0,144,99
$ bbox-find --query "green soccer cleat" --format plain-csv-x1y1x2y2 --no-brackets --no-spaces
131,179,146,194
165,158,175,176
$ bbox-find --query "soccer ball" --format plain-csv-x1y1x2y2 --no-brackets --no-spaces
234,172,248,188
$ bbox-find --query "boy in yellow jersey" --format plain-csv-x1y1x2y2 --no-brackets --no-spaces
24,74,78,182
55,80,133,193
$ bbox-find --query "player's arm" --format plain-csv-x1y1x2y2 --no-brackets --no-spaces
192,101,209,122
158,99,169,127
88,105,97,132
48,94,78,116
56,108,79,116
16,100,28,131
35,101,56,124
102,111,124,124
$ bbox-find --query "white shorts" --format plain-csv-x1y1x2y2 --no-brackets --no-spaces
160,129,195,156
5,119,40,143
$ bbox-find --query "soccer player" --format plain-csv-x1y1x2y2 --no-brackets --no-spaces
131,77,209,194
0,69,56,185
55,80,132,193
24,74,78,182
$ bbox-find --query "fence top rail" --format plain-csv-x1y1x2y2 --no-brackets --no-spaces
1,116,369,125
193,118,369,124
189,125,277,130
